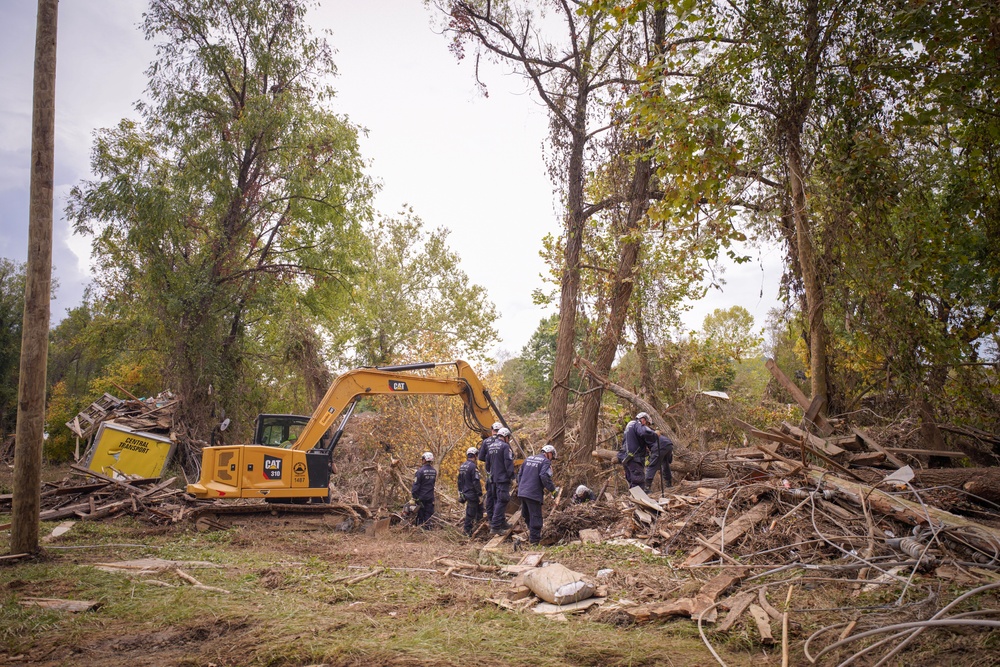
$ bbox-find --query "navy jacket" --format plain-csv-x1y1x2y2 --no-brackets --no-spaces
411,463,437,500
652,434,673,456
478,435,496,469
618,419,656,462
457,459,482,498
517,454,555,502
486,438,516,483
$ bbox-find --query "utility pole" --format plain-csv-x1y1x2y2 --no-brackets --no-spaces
11,0,59,555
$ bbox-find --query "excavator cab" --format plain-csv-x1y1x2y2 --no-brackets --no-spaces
254,414,311,448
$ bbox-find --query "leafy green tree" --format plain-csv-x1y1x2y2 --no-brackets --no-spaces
0,258,26,439
701,306,762,365
500,315,559,416
329,209,499,368
67,0,372,438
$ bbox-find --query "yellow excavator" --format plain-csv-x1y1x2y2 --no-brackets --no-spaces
186,361,508,502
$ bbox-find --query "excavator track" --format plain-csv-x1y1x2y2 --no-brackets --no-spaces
187,501,371,532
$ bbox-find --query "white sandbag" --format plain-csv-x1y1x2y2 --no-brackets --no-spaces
522,563,596,605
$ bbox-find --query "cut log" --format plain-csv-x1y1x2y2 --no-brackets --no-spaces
911,467,1000,505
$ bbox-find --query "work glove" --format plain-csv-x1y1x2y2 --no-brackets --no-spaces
551,487,560,498
458,495,466,504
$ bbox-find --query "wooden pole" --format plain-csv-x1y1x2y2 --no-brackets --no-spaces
11,0,58,555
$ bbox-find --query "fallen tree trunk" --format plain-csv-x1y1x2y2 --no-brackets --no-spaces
592,448,758,480
576,357,679,443
912,468,1000,505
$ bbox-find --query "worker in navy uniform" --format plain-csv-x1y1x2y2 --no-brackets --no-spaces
478,421,502,530
457,446,484,536
485,427,516,533
571,484,596,505
618,412,658,489
517,444,558,545
411,451,438,528
645,433,674,492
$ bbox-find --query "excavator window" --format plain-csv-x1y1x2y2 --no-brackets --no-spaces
255,414,310,448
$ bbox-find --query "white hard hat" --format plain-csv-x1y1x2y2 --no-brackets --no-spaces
576,485,589,496
422,451,434,462
542,444,557,459
636,412,650,421
497,427,511,438
492,421,503,431
466,447,478,456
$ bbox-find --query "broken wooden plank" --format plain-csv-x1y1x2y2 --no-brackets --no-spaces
41,521,76,543
699,571,744,601
748,603,775,643
19,598,102,612
782,423,846,459
715,592,756,633
852,428,907,468
629,486,663,513
846,452,887,466
885,447,969,458
683,502,775,567
482,509,522,550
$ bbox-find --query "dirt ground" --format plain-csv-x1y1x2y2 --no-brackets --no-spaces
4,462,1000,667
1,510,764,667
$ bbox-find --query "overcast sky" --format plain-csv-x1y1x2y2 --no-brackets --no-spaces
0,1,782,358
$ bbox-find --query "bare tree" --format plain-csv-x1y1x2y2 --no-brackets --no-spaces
439,0,630,451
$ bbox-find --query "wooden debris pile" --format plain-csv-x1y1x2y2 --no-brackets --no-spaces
67,390,178,441
0,464,192,527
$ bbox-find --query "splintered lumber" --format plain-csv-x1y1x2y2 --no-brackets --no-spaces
888,448,970,459
748,603,775,643
19,598,102,613
715,592,756,633
782,423,846,459
764,358,833,435
628,571,741,625
483,509,522,550
683,502,775,566
853,428,906,468
629,486,663,513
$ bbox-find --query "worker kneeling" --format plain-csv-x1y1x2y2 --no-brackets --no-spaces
517,444,558,545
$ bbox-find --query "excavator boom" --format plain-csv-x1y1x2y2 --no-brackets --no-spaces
187,360,503,500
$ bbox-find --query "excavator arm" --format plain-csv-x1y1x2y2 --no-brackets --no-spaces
187,360,506,500
290,360,497,452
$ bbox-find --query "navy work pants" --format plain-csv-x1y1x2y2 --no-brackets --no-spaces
520,497,543,544
464,495,483,536
490,482,511,530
